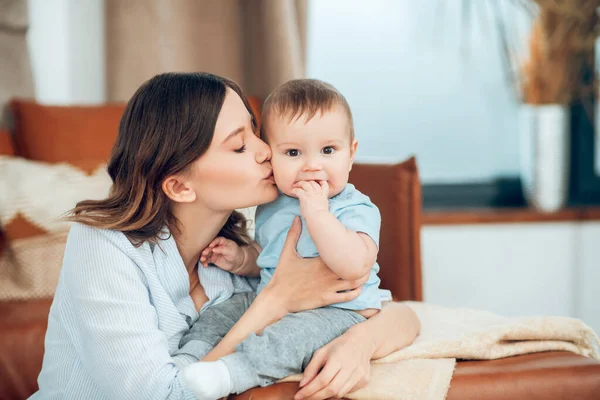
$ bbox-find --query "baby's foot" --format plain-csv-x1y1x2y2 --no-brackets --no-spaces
182,360,232,400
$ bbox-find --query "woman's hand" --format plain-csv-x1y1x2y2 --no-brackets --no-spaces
294,324,374,400
263,216,369,314
295,302,421,399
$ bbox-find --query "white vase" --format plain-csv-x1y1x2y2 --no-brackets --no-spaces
519,104,570,212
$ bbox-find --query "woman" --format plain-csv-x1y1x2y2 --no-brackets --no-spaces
32,72,420,400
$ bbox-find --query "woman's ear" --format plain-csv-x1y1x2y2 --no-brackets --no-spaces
348,139,358,171
162,175,197,203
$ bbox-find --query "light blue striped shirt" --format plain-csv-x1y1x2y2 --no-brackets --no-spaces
31,223,256,400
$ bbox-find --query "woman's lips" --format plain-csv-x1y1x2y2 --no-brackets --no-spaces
264,170,275,183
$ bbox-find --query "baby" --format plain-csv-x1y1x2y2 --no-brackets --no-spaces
182,79,391,399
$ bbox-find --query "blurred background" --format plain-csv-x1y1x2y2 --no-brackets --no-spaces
1,0,599,332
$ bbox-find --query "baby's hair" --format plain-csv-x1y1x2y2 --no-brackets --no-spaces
261,79,354,141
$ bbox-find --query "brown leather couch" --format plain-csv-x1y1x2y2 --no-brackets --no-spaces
1,102,599,399
231,351,600,400
2,303,600,400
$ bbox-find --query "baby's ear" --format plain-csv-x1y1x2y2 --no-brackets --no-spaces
349,139,358,171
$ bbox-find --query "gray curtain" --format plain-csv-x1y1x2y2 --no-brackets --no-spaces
0,0,33,129
105,0,307,102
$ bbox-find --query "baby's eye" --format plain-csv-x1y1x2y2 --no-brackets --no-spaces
321,146,335,155
286,149,300,157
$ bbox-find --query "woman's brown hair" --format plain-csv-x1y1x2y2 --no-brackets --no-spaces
67,72,255,246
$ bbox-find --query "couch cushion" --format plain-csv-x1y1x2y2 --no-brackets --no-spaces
349,158,422,301
9,97,264,174
0,298,53,400
0,233,68,301
0,129,14,156
447,351,600,400
230,352,600,400
9,100,125,173
0,156,112,300
0,157,112,239
247,96,262,127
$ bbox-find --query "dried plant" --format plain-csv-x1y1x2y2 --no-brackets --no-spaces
521,0,600,104
439,0,599,105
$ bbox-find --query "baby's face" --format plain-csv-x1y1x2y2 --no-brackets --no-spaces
264,106,358,198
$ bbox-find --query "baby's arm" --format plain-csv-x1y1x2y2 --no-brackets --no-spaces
200,237,261,277
293,181,377,280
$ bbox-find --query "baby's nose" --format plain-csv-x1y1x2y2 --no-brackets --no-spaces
302,161,323,171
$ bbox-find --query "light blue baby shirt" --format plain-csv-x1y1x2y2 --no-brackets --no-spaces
255,183,392,310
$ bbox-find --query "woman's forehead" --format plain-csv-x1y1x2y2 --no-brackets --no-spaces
214,88,252,140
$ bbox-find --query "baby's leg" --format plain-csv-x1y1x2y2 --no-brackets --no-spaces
225,307,366,394
175,291,255,362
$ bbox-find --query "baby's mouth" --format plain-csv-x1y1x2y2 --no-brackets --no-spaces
297,177,328,183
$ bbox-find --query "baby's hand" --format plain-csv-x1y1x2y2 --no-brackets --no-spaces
200,237,244,273
292,180,330,218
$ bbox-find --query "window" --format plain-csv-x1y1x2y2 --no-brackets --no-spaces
307,0,599,208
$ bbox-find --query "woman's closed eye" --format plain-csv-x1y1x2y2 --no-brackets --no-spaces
286,149,301,157
321,146,336,155
234,143,247,153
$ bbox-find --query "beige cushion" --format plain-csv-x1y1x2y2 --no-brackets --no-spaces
0,156,112,300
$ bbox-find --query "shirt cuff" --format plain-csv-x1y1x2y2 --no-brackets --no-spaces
171,353,198,370
171,340,214,369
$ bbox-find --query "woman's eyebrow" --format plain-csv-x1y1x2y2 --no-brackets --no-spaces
222,127,245,145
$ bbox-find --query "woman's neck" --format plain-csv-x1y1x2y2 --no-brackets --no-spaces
171,204,231,273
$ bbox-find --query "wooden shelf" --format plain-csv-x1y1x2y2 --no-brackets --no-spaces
422,207,600,226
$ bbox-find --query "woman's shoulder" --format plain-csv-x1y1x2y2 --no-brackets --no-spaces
64,223,148,273
61,223,152,291
67,222,135,251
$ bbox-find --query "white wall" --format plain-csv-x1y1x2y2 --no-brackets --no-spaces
307,0,531,183
578,223,600,334
27,0,105,104
421,222,600,334
307,1,600,332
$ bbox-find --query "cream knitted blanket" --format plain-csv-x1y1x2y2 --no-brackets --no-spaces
282,302,600,400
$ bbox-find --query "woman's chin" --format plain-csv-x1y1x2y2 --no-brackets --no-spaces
259,185,279,204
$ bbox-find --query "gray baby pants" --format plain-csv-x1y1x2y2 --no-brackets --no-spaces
179,292,366,394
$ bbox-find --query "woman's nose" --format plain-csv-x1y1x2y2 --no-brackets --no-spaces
255,139,272,163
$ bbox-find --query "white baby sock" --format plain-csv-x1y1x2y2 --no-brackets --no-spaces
182,360,232,400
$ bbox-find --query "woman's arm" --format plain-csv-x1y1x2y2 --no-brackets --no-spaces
294,302,420,400
358,301,420,359
202,216,369,362
60,224,197,400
